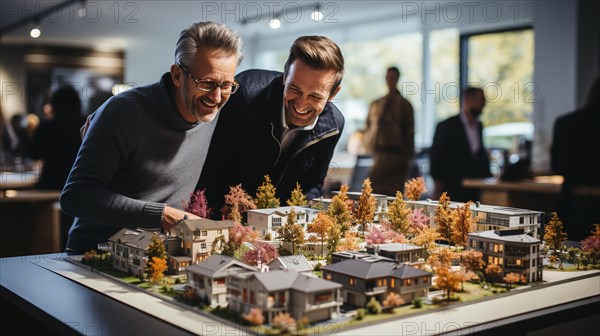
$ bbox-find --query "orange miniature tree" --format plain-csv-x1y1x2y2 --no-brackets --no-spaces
404,176,427,201
386,191,412,235
148,256,168,286
326,184,353,234
355,178,377,236
382,292,405,311
435,192,454,243
451,201,476,247
308,213,334,258
277,208,305,255
222,184,256,223
145,233,166,280
485,264,503,285
273,312,296,334
503,272,523,290
287,182,308,206
244,307,265,326
544,212,568,268
254,175,280,209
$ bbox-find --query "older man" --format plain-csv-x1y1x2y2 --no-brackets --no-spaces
61,22,243,253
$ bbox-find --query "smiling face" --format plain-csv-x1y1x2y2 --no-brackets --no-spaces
283,59,341,128
171,46,238,123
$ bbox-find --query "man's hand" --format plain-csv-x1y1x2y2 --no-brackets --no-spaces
162,206,200,233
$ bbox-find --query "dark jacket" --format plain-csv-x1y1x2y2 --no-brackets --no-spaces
197,70,344,214
430,114,490,202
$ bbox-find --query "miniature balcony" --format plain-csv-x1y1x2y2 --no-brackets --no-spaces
306,298,343,311
365,286,387,295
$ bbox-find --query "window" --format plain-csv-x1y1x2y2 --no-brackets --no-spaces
243,288,248,302
520,216,525,224
377,278,387,287
349,277,356,286
201,243,206,249
423,276,430,283
250,291,255,304
214,278,225,285
404,279,412,286
493,244,499,253
272,217,282,226
390,278,395,288
202,231,207,236
499,244,504,252
461,28,535,160
217,229,222,234
431,28,460,124
325,273,332,280
315,293,332,303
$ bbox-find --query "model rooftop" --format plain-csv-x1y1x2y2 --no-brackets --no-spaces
405,199,543,215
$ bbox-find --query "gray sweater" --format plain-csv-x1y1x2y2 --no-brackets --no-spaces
61,73,216,253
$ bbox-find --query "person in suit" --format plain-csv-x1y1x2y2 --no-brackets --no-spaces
197,36,345,213
430,87,491,202
364,66,415,196
551,76,600,241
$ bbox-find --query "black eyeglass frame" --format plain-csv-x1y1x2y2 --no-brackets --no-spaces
177,62,239,95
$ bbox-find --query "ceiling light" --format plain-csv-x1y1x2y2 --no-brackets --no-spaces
311,5,323,22
30,26,41,39
269,18,281,29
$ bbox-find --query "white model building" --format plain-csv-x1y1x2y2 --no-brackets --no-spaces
246,206,319,237
405,199,543,238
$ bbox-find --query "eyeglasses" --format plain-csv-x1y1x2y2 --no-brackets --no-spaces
177,62,239,95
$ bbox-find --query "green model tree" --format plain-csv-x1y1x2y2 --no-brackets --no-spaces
255,175,280,209
287,182,308,206
355,178,377,236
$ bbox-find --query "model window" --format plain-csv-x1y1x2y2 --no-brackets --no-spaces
349,277,356,286
404,279,412,286
201,243,206,249
202,231,207,236
217,229,222,234
325,273,332,280
390,278,395,288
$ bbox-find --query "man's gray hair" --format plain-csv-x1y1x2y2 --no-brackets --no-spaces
175,22,243,66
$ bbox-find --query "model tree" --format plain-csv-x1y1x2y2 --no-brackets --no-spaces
460,250,485,275
382,292,405,310
326,184,353,234
308,212,333,258
148,256,168,286
326,224,342,260
211,235,227,254
404,176,427,201
243,241,279,266
185,188,211,218
485,264,503,285
410,226,440,259
544,212,568,268
355,178,377,236
244,307,265,326
429,248,462,304
435,192,454,243
229,222,259,250
580,224,600,261
450,201,475,247
408,208,430,233
222,184,256,222
273,312,296,334
337,231,360,252
287,182,308,206
145,233,166,280
503,272,523,290
386,191,412,235
255,175,280,209
277,209,305,255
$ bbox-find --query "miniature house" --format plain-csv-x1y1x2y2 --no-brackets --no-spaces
247,206,319,236
405,199,543,239
366,243,425,265
108,228,172,278
227,269,342,324
331,251,395,264
467,229,543,283
268,255,314,274
322,259,433,306
186,254,256,307
174,218,234,264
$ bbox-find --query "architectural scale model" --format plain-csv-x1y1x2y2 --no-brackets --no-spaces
81,177,599,334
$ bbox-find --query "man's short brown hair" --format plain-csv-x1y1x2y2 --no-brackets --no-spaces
283,36,344,96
